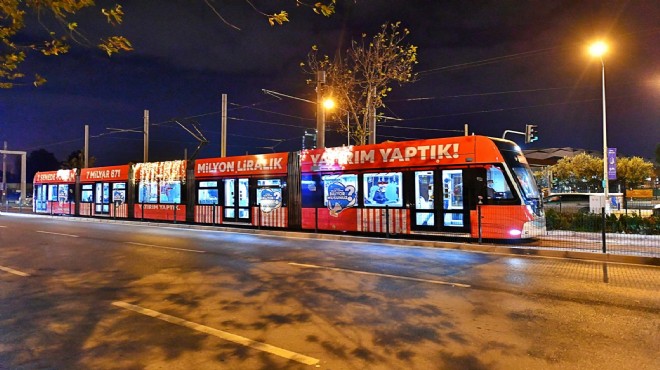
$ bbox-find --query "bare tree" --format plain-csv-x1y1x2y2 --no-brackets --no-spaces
302,22,418,145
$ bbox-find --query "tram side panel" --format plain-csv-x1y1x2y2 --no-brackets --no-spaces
133,160,187,222
79,165,131,219
33,170,77,215
193,153,289,228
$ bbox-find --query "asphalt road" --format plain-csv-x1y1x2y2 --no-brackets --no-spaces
1,214,658,370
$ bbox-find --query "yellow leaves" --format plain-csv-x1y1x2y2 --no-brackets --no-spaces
313,1,336,17
33,74,47,87
312,45,318,51
99,36,133,56
102,4,125,26
42,39,70,56
268,11,289,26
67,22,78,31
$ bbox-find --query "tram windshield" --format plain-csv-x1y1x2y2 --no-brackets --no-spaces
496,142,540,200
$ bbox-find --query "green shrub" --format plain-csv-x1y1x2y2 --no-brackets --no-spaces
544,209,660,234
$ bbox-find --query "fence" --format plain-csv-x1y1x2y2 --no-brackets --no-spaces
509,207,660,258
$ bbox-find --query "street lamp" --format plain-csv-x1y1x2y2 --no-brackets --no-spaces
321,97,352,146
589,41,610,214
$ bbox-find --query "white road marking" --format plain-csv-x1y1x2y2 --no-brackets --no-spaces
125,242,206,254
0,265,30,277
112,301,319,366
0,225,7,228
289,262,471,288
36,230,79,238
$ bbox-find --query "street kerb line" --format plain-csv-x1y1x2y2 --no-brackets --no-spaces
289,262,471,288
125,242,206,253
36,230,79,238
0,265,30,277
112,301,320,366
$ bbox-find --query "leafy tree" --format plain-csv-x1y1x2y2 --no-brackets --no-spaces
550,153,655,196
61,149,95,172
26,148,60,180
302,21,418,145
1,1,337,88
616,156,654,190
549,153,602,192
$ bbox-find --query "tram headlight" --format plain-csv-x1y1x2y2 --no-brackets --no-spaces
509,229,522,236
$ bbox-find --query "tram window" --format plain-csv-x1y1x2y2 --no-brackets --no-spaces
414,171,434,210
138,181,158,204
160,181,181,204
322,174,358,208
258,179,281,186
198,181,218,205
48,185,58,201
238,179,249,207
301,175,323,207
257,178,283,212
113,183,126,204
95,183,104,204
486,166,514,200
444,213,464,227
442,170,463,210
198,189,218,204
58,185,70,203
82,184,93,203
416,213,435,226
224,179,235,207
363,172,402,207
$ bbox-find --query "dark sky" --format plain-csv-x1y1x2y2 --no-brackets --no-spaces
1,0,658,167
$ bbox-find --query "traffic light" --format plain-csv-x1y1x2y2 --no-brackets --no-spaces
303,129,317,149
525,124,539,143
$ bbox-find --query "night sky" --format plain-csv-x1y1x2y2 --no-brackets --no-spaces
1,0,658,167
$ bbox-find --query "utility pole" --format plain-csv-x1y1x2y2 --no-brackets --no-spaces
143,110,149,163
2,141,6,204
316,71,326,148
221,94,227,157
84,125,89,168
368,86,377,145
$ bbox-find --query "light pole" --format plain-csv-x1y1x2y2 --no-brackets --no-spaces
321,97,352,146
589,41,610,214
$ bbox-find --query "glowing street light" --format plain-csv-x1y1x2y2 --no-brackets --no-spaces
589,40,610,214
322,97,336,110
321,97,352,146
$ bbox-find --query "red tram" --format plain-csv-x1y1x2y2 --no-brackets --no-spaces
33,135,545,239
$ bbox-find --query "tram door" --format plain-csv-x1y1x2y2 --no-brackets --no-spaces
412,169,477,233
95,182,111,214
440,170,469,232
35,184,48,212
223,178,251,223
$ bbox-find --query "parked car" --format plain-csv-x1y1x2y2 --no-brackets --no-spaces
543,193,591,213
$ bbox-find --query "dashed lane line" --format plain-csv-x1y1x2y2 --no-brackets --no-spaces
125,242,206,254
0,265,30,277
36,230,79,238
112,301,320,366
289,262,471,288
